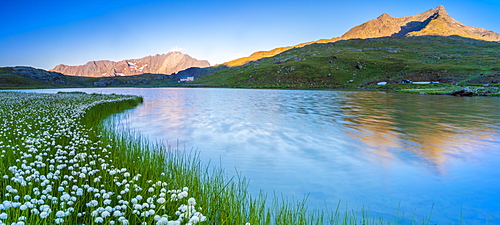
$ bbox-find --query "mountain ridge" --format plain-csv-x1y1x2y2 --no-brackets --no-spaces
223,5,500,67
51,51,210,77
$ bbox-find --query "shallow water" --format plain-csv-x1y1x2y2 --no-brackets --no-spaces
9,88,500,224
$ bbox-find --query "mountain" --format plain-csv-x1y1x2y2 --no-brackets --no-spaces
341,5,500,40
51,51,210,77
224,5,500,67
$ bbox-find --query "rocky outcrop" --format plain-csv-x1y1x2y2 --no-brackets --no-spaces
170,65,228,80
51,51,210,77
450,86,500,97
224,5,500,67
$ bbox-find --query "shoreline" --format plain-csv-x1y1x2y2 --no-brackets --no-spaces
2,83,499,97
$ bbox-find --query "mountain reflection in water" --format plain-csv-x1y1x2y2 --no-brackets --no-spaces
341,92,498,171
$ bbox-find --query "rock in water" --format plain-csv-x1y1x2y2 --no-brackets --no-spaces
451,89,474,97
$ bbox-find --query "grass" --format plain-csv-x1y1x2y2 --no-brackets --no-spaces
0,92,494,224
192,36,500,90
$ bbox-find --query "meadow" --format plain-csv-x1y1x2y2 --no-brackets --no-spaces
0,91,480,224
0,92,208,225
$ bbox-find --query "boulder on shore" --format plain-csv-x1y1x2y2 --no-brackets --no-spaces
451,88,474,97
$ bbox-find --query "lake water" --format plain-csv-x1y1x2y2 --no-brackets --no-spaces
8,88,500,224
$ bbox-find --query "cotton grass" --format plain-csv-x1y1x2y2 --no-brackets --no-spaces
0,92,205,225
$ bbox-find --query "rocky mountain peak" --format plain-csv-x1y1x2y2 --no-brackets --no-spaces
51,52,210,77
426,5,450,20
416,5,448,18
435,5,447,14
339,5,500,41
377,13,393,20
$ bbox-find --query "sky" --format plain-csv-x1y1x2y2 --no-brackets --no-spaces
1,0,499,70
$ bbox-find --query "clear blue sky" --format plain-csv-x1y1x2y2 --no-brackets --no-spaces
1,0,499,70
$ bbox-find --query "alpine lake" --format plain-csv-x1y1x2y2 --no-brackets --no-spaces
10,87,500,224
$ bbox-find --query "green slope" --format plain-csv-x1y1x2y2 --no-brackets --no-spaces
0,67,97,89
192,36,500,89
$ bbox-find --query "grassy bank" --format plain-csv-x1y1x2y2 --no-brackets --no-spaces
370,83,500,96
0,92,487,224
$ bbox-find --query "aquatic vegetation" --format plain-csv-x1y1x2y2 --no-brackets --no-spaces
0,92,205,225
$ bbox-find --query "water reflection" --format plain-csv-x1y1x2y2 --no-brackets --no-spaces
6,88,500,224
340,92,499,171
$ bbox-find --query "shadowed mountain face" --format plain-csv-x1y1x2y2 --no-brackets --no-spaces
51,51,210,77
224,5,500,67
342,5,500,40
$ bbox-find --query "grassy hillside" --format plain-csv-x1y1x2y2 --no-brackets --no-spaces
192,36,500,89
223,39,335,67
0,67,96,89
0,66,226,89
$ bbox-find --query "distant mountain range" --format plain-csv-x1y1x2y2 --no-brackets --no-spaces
223,5,500,67
51,51,210,77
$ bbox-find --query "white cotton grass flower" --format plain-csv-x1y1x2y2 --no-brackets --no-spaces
189,215,200,224
87,200,98,207
95,217,104,223
56,210,65,217
178,191,188,199
157,197,166,204
101,211,111,218
40,211,49,218
113,210,123,217
188,197,196,206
